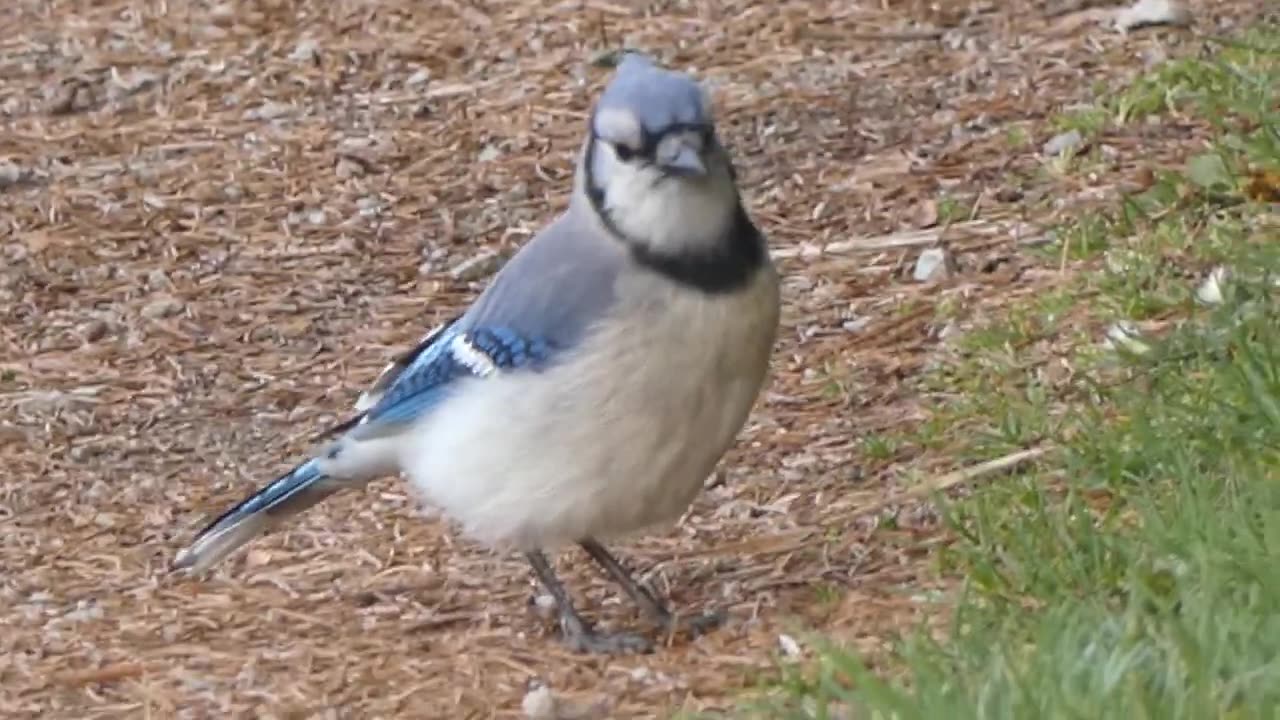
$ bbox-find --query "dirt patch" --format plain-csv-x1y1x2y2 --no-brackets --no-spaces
0,0,1262,717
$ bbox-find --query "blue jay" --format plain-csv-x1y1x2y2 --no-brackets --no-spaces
173,53,781,654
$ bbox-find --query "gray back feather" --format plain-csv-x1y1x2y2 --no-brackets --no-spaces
458,206,623,352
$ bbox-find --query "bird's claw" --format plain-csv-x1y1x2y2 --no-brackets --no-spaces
558,612,654,655
654,607,727,639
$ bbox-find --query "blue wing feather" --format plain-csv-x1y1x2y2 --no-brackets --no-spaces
356,325,555,430
334,212,623,439
467,327,554,369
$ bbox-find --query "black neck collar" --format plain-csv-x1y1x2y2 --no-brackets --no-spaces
583,139,765,295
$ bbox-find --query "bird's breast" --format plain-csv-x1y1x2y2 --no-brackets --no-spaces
399,263,780,550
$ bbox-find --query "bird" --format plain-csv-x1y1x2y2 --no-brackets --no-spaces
172,52,781,655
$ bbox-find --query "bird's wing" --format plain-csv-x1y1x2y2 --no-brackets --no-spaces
352,314,462,414
305,314,461,443
336,210,624,441
349,324,553,436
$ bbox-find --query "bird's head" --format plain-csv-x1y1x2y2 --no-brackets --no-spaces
579,53,741,260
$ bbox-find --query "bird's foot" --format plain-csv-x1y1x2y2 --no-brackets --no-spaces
576,539,727,642
650,606,727,640
558,611,653,655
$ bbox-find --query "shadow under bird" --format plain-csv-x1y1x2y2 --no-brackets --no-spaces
173,53,781,654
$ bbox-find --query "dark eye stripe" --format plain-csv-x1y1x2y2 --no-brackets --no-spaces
615,123,710,166
614,143,639,162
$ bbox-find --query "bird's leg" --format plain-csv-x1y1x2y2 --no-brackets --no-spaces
524,551,652,655
578,538,725,638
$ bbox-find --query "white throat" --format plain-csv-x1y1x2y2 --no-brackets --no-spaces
584,140,739,256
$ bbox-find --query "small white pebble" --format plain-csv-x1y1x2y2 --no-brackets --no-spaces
289,37,320,63
1196,266,1227,306
1042,129,1084,157
839,315,870,333
407,68,431,86
778,633,803,660
522,683,558,720
913,247,951,282
1115,0,1191,32
0,161,24,187
1103,321,1150,355
530,593,557,619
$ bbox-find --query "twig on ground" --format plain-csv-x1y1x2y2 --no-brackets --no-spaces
772,221,1046,259
684,447,1053,561
865,446,1054,515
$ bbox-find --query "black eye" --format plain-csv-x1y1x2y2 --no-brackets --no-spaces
613,143,637,162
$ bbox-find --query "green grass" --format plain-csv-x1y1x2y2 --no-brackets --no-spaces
740,27,1280,720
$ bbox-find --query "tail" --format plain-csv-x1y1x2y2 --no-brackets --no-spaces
172,458,340,574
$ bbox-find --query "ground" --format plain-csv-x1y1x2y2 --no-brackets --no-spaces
0,1,1269,718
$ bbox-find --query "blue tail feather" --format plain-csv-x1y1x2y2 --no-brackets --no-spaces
172,458,339,573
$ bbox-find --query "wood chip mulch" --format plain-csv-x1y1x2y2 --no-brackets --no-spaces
1,0,1262,717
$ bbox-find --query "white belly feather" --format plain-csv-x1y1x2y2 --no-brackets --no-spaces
399,264,780,551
